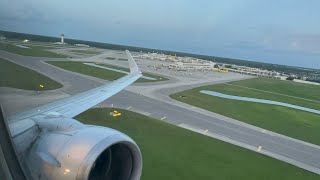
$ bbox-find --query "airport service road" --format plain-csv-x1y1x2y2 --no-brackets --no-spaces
0,51,100,94
1,50,320,175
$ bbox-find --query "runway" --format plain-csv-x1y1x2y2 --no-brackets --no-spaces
0,50,319,175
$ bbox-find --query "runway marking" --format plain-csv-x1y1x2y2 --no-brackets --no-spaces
126,106,132,110
161,116,166,120
133,109,151,117
153,124,320,174
203,129,208,134
257,146,262,152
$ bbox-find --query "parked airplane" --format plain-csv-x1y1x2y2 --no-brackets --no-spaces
2,50,143,180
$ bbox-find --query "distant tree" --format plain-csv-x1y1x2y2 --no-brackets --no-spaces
286,77,294,81
306,78,320,83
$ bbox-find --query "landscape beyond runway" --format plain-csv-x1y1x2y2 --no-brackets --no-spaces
0,50,319,175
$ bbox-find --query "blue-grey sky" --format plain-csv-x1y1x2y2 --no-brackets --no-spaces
1,0,319,69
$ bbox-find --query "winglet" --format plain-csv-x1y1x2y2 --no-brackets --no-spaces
125,50,141,74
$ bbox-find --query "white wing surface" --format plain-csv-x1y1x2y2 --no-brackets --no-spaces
8,50,142,122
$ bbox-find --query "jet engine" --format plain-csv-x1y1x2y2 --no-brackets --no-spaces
10,117,142,180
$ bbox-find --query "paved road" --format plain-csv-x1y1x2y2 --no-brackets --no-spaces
1,50,320,175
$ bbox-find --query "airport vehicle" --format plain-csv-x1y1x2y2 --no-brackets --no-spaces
110,110,122,117
214,69,229,73
1,50,143,180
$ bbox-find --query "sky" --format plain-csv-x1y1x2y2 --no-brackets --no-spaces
1,0,319,69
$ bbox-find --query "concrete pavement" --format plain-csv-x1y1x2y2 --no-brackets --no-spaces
0,50,320,175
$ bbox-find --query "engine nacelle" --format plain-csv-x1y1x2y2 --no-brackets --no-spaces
11,117,142,180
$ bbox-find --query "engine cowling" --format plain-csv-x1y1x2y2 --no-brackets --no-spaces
11,117,142,180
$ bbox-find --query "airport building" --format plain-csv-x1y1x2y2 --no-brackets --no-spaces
225,66,280,77
168,61,216,71
54,33,66,45
138,51,286,76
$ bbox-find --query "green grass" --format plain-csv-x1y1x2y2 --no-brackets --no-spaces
27,45,61,50
0,43,68,58
231,78,320,101
229,78,320,102
118,58,128,61
206,78,320,110
171,78,320,145
106,57,116,60
47,61,168,82
70,49,101,55
76,108,319,180
0,58,62,90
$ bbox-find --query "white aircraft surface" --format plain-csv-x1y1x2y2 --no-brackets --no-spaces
3,50,143,180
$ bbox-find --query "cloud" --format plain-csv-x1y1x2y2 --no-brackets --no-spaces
0,0,53,23
1,0,319,68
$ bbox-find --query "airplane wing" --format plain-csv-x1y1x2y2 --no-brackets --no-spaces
8,50,142,122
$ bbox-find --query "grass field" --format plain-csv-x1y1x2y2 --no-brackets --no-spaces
171,78,320,145
106,57,116,60
0,58,62,90
0,43,68,58
118,58,128,61
47,61,168,82
27,44,72,50
70,49,101,55
229,78,320,101
27,45,60,50
223,78,320,110
76,108,319,180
